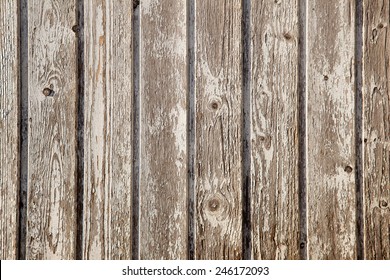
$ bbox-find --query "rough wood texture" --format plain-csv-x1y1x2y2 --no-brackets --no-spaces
83,0,133,259
363,0,390,260
26,0,78,259
0,0,19,260
194,0,242,260
306,0,356,259
250,0,300,260
139,0,187,259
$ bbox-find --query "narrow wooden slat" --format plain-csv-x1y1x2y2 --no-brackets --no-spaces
26,0,78,259
139,0,187,259
0,0,19,260
363,0,390,260
306,1,356,259
194,0,242,259
250,0,300,259
83,0,133,259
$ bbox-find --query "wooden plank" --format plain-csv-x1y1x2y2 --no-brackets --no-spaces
363,0,390,260
194,0,242,260
83,0,133,259
306,1,356,259
26,0,78,259
139,0,187,259
250,0,300,259
0,0,19,260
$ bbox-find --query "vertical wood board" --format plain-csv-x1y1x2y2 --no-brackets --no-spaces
0,0,19,260
26,0,78,259
194,0,243,260
363,0,390,260
250,0,300,260
139,0,188,259
83,0,133,260
306,0,356,259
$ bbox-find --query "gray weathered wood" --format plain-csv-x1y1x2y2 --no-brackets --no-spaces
306,0,356,259
0,0,19,260
139,0,187,259
363,0,390,260
83,0,133,259
26,0,78,259
250,0,300,260
194,0,242,260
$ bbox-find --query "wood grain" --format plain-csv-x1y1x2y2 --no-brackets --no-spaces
194,0,242,260
250,0,300,260
139,0,187,259
363,0,390,260
26,0,78,259
0,0,19,260
306,0,356,259
83,0,133,259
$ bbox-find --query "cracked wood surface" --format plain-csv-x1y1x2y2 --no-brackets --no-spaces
82,0,133,259
250,0,300,260
139,0,188,259
363,0,390,260
306,0,357,259
26,0,78,259
0,0,19,260
194,0,242,260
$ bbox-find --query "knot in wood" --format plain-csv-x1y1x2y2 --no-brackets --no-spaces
344,165,353,173
283,32,292,40
380,200,388,208
378,23,384,29
208,97,222,112
42,88,54,97
208,198,220,212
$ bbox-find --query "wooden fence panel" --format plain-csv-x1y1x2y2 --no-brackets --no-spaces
194,0,242,260
250,0,300,260
306,1,356,259
139,0,187,259
83,0,133,259
0,0,19,260
363,0,390,260
26,0,78,259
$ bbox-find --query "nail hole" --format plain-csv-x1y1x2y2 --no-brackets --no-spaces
208,199,220,212
344,166,353,173
364,138,367,143
324,75,329,81
42,88,54,97
211,102,218,110
300,242,305,249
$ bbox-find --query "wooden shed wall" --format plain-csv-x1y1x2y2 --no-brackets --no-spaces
0,0,389,260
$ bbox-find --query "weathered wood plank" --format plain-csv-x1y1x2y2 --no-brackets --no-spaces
194,0,242,259
139,0,187,259
363,0,390,260
250,0,300,260
0,0,19,260
26,0,78,259
306,0,356,259
83,0,133,259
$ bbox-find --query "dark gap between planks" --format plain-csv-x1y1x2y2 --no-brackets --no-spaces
187,0,196,260
18,0,28,260
242,0,252,260
75,0,85,260
354,0,364,260
298,0,308,260
132,3,141,260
